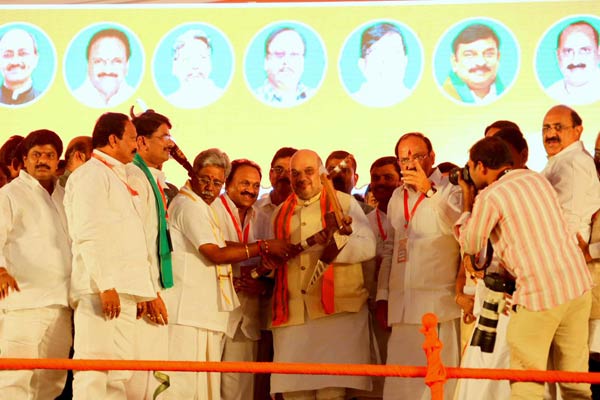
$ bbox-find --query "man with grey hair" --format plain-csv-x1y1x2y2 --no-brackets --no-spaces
167,29,224,109
163,149,291,399
0,28,40,105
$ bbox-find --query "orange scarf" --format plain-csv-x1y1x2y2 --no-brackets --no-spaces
272,188,336,326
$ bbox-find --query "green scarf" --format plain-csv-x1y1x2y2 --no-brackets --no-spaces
133,154,173,289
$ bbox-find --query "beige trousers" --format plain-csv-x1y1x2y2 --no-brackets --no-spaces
507,291,592,400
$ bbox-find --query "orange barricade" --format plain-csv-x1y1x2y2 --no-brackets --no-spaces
2,313,600,398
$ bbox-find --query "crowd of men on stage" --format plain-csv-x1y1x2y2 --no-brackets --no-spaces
1,103,600,400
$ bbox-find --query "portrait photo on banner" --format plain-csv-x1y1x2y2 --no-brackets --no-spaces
63,22,144,109
244,20,327,109
152,22,234,110
535,14,600,106
433,17,520,106
338,19,424,108
0,22,56,108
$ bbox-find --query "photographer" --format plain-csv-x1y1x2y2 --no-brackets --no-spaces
455,136,593,400
454,127,529,400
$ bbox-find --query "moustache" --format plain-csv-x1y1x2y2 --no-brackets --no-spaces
468,65,491,74
6,63,25,71
241,191,257,199
201,191,215,199
97,72,119,78
545,137,560,144
276,177,291,185
567,63,586,70
35,164,51,170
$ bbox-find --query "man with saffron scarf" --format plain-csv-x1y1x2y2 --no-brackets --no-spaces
269,149,376,400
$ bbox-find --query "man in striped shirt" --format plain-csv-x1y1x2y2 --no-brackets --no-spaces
456,136,593,400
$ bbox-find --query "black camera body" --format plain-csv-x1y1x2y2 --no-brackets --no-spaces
470,272,516,353
448,164,472,185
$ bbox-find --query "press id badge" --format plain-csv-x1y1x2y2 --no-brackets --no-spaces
397,237,408,263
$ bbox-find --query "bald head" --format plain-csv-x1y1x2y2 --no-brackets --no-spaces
290,149,323,200
65,136,93,171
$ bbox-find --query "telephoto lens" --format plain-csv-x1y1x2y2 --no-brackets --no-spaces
470,272,516,353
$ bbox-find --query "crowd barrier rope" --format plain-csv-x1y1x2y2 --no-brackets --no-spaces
2,313,600,399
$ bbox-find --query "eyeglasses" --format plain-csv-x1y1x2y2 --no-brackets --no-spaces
197,175,223,188
398,153,429,166
270,166,289,175
542,123,573,134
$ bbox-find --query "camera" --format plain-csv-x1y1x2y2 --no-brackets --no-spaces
448,164,472,185
470,272,516,353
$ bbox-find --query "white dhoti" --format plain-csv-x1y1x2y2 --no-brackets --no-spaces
384,319,460,400
164,324,225,400
271,305,372,395
454,312,511,400
0,306,72,400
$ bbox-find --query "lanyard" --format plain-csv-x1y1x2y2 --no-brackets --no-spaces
403,189,425,229
92,153,138,196
220,195,250,243
376,208,387,241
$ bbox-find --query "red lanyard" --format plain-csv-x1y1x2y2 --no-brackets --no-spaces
92,153,138,196
403,189,425,229
376,208,387,241
220,195,250,243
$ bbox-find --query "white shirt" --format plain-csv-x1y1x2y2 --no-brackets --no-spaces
166,80,224,109
546,72,600,106
352,82,411,108
254,193,278,240
366,207,391,258
0,170,71,310
126,164,168,289
377,168,463,324
72,78,135,108
64,150,156,301
542,141,600,242
212,193,261,340
163,185,239,336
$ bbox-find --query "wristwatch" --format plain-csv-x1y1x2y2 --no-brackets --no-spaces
425,187,437,198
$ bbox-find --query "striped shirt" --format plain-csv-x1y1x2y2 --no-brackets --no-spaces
456,169,592,311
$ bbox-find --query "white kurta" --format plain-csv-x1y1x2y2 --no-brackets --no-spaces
65,150,157,400
542,141,600,352
212,193,261,400
377,168,462,400
0,170,72,400
163,185,239,400
124,164,171,400
0,170,71,310
65,150,157,300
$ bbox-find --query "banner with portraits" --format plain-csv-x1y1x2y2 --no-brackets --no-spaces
1,0,599,187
